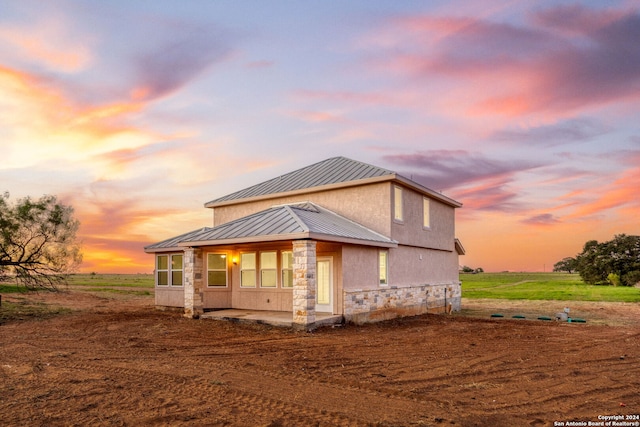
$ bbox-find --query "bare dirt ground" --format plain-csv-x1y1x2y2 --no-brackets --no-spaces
1,290,639,427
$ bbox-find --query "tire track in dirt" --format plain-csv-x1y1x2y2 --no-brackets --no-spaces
56,361,397,426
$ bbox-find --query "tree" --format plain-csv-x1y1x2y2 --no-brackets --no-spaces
553,257,578,274
0,193,82,290
574,235,640,286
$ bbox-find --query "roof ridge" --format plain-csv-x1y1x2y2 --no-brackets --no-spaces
282,204,310,233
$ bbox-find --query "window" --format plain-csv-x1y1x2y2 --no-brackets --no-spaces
282,251,293,288
394,186,403,221
207,253,227,287
260,251,277,288
423,197,431,229
156,254,182,287
157,255,169,286
379,251,388,285
171,254,183,286
240,253,256,287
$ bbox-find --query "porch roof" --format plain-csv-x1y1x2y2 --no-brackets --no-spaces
144,202,397,252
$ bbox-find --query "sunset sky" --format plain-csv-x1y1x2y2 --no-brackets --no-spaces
1,1,639,273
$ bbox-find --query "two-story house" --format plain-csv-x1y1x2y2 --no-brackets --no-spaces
144,157,464,328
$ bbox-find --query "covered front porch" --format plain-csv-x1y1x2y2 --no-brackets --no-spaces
145,202,397,329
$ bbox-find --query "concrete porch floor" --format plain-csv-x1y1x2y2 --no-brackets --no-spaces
200,309,343,328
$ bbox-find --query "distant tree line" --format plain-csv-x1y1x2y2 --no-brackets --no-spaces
460,265,484,274
553,234,640,286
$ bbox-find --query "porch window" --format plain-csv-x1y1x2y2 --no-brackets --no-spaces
171,254,183,286
394,186,403,222
379,251,388,286
157,255,169,286
207,253,227,287
423,197,431,229
260,251,277,287
281,251,293,288
240,252,256,287
156,254,183,287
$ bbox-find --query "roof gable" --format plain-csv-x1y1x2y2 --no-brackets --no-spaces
144,202,397,252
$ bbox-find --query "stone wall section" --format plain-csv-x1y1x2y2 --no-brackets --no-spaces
344,282,461,324
183,247,204,318
292,240,317,328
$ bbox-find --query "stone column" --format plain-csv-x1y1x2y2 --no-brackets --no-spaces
292,240,317,329
183,247,203,318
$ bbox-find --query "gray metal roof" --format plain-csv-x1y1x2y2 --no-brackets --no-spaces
205,156,462,208
206,157,394,206
144,202,397,252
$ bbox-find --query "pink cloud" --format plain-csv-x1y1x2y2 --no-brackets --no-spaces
376,6,640,117
383,150,543,213
521,213,560,226
131,26,233,102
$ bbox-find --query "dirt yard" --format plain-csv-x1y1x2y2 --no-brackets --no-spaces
1,289,639,427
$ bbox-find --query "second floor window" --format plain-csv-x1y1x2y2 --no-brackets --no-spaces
394,186,403,221
423,197,431,229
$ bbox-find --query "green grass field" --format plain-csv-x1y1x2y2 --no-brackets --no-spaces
0,274,154,324
461,272,640,302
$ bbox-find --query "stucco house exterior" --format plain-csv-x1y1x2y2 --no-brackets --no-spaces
145,157,464,328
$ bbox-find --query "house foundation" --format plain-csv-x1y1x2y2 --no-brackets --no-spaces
343,282,461,324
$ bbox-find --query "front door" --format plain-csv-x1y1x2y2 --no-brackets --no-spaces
316,257,333,313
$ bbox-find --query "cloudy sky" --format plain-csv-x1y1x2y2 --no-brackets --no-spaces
2,0,639,273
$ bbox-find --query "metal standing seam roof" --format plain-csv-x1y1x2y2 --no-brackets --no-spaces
205,156,462,208
206,157,395,206
144,202,397,252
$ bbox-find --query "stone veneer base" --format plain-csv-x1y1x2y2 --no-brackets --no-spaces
343,282,461,325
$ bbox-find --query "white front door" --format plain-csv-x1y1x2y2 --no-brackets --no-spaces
316,257,333,313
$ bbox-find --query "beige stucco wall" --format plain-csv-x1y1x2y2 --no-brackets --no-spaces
391,184,455,251
212,181,456,253
212,182,392,237
390,245,459,285
155,287,183,307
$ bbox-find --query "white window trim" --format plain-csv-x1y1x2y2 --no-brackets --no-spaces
379,250,389,286
240,252,257,288
156,253,184,287
170,254,184,287
156,255,169,287
423,197,431,230
393,185,404,223
281,251,293,288
207,252,228,288
260,251,277,288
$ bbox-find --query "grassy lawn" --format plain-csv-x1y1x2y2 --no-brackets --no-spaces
67,274,154,288
0,274,154,324
461,272,640,302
